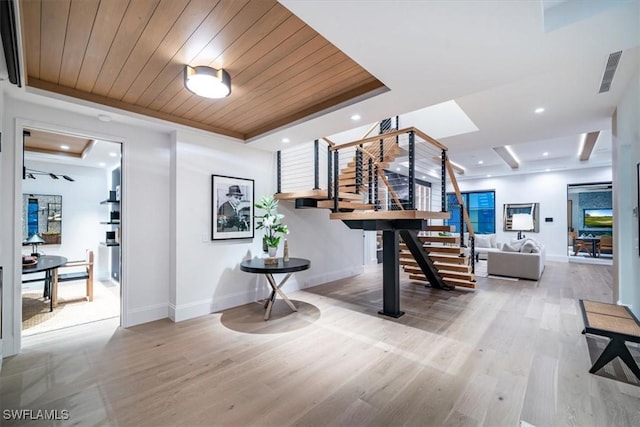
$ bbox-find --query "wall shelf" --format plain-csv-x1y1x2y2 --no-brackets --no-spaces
100,221,120,225
100,199,120,205
100,241,120,247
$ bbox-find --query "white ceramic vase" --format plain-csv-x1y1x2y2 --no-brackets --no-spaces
268,246,277,257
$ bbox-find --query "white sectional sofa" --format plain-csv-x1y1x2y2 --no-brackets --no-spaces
464,233,502,260
487,238,546,280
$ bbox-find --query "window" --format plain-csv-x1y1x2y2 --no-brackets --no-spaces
446,191,495,234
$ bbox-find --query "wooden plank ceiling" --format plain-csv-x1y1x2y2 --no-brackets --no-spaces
24,128,93,158
19,0,386,140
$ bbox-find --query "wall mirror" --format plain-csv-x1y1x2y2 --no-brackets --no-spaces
503,202,540,233
22,194,62,244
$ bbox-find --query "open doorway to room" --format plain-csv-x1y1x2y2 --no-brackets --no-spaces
20,128,122,336
567,182,613,264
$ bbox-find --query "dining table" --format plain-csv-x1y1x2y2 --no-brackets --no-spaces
22,255,68,312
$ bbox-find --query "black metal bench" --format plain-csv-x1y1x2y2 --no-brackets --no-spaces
579,299,640,381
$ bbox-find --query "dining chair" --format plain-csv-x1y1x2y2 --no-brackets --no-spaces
57,250,94,304
598,235,613,256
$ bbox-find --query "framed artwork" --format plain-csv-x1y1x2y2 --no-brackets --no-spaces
503,202,540,232
211,175,254,240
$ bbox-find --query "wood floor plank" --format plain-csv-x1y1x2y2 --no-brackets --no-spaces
2,261,638,427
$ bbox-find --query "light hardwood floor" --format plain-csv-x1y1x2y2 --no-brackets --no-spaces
1,261,639,426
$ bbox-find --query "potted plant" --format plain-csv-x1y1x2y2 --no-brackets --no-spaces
255,195,289,257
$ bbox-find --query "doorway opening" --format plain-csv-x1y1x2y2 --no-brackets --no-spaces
21,128,123,336
567,182,613,265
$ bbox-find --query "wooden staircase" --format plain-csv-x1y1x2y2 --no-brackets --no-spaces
334,134,402,208
400,225,476,289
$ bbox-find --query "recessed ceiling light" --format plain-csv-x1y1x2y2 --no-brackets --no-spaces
282,138,290,143
421,175,426,179
543,152,549,156
396,167,401,171
109,152,118,157
99,162,106,167
534,107,545,114
60,145,70,150
478,160,483,165
487,174,492,178
351,114,361,121
545,168,551,172
98,114,112,122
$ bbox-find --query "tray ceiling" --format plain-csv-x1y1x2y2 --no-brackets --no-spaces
19,0,386,140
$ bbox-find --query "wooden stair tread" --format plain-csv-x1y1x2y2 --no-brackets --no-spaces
426,225,456,232
438,270,475,280
408,274,477,289
433,262,471,272
419,236,460,244
423,245,464,254
330,210,450,221
316,200,375,210
428,254,467,264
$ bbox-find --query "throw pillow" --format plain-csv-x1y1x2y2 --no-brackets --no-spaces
489,233,497,248
521,241,537,253
502,243,519,252
509,238,526,252
475,234,492,248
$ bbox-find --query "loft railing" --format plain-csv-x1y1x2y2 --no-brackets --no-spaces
275,125,476,270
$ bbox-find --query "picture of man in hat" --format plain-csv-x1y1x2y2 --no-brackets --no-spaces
217,185,249,232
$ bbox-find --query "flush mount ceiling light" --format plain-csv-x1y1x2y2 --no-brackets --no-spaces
184,65,231,99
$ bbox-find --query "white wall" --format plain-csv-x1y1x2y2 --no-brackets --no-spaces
614,65,640,316
171,130,364,321
452,167,612,261
1,96,171,356
0,82,5,364
22,160,109,277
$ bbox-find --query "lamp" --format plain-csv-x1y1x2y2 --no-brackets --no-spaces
184,65,231,98
511,213,534,240
24,168,74,181
26,233,45,257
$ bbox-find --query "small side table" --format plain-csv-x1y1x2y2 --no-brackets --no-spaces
240,257,310,320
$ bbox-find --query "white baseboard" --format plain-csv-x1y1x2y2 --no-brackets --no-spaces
168,266,365,323
303,266,364,289
124,303,168,327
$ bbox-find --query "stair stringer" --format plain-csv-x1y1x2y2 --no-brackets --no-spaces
398,230,452,290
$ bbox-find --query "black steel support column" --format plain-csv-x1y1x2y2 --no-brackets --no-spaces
333,150,339,213
276,150,282,194
327,146,333,200
355,145,363,193
313,139,320,190
441,150,446,212
408,130,415,210
379,230,404,318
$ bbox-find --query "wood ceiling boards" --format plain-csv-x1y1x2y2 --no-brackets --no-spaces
24,128,93,158
19,0,386,140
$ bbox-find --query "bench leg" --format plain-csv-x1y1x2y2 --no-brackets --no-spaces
590,337,640,381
